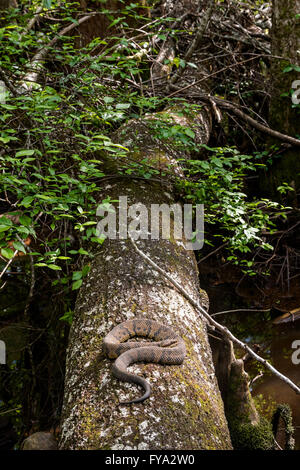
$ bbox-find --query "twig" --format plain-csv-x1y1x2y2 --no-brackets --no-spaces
211,308,270,317
250,371,264,387
0,250,18,281
0,66,18,96
197,241,228,264
183,91,300,148
169,0,215,87
217,99,300,148
21,14,95,89
16,235,35,320
0,407,21,416
20,5,43,38
273,437,283,451
129,235,300,395
167,55,265,97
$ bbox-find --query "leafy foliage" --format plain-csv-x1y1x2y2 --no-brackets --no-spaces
0,0,287,297
177,146,282,273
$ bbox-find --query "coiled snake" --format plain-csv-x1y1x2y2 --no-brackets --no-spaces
103,318,186,405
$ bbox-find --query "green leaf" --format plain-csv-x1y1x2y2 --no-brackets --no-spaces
0,216,12,226
82,221,97,226
19,215,32,227
72,279,83,290
78,248,89,255
0,226,10,233
0,136,16,143
172,57,180,68
185,128,195,138
43,0,52,8
15,150,35,157
91,236,106,244
81,265,91,277
103,96,114,104
115,103,130,110
47,264,62,271
59,310,73,325
109,17,125,28
72,271,82,280
1,248,15,259
12,241,26,253
21,196,34,207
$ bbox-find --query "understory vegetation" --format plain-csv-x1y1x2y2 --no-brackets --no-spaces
0,0,299,449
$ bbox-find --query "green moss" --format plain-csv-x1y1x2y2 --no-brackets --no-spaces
230,417,274,451
271,404,295,450
226,359,274,450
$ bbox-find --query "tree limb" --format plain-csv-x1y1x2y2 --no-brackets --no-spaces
20,5,43,39
21,14,96,89
169,0,215,87
215,98,300,147
179,89,300,148
0,65,18,95
129,235,300,395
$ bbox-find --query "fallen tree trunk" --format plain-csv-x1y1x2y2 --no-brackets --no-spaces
59,107,232,450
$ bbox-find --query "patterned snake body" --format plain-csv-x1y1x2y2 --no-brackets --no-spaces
103,318,186,404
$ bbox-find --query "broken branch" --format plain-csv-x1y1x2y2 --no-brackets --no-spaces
129,235,300,395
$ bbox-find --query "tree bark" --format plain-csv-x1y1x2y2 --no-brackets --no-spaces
0,0,17,8
270,0,300,136
59,107,232,450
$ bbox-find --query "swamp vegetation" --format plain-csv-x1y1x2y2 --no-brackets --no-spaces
0,0,299,450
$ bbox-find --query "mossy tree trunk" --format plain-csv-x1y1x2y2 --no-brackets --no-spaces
59,107,232,450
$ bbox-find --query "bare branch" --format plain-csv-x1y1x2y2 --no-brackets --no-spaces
174,86,300,147
21,14,96,89
216,98,300,148
129,235,300,395
16,235,35,320
0,65,18,95
0,250,18,283
169,0,215,87
20,5,43,39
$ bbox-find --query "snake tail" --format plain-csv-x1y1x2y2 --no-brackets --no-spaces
112,349,151,404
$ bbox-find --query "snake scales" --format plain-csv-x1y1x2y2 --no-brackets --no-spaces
103,318,186,405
